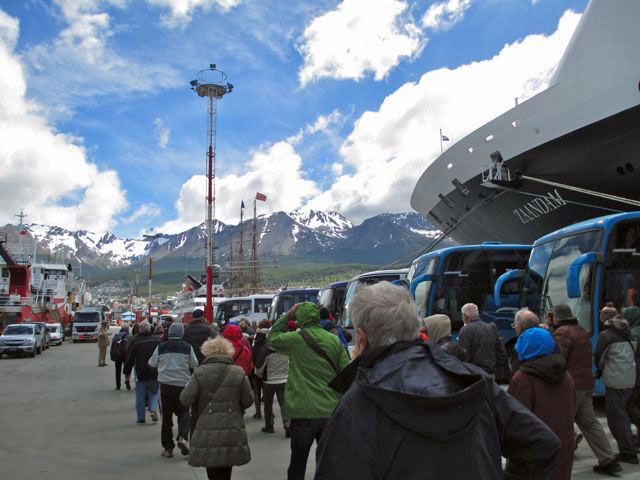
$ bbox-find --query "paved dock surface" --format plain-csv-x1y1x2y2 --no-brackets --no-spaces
1,328,640,479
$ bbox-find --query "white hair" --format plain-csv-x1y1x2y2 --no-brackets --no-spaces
350,281,420,348
201,337,234,358
514,308,539,330
461,303,479,320
138,321,151,333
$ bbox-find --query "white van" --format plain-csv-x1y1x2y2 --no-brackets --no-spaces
214,294,274,324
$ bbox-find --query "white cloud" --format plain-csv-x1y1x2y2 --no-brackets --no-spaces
305,10,581,223
0,9,127,233
422,0,473,31
298,0,426,86
122,204,162,224
306,109,343,134
160,141,319,233
286,109,345,145
153,117,170,148
25,0,181,115
146,0,242,27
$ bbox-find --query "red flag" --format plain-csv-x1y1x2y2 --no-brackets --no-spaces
255,192,267,202
19,230,28,235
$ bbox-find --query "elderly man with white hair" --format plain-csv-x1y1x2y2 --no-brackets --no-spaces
315,282,561,480
457,302,506,376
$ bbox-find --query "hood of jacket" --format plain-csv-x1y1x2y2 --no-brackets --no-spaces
295,302,321,328
222,324,244,352
519,352,567,384
344,340,488,442
604,316,631,333
424,314,451,343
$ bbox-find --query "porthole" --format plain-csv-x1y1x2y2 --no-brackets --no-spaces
625,163,634,173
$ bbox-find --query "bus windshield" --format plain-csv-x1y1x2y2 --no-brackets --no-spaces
75,312,100,323
215,300,251,323
541,230,602,334
602,221,640,324
414,258,437,318
342,275,404,328
269,291,319,321
432,249,530,332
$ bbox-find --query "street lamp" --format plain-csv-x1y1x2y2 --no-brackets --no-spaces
190,64,233,324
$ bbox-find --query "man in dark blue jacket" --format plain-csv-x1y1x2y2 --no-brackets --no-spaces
124,321,161,424
315,282,561,480
183,309,214,364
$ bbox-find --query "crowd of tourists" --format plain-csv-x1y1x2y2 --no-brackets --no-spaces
103,282,640,479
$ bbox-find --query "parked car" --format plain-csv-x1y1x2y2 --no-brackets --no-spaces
46,323,64,346
24,322,51,351
0,323,39,358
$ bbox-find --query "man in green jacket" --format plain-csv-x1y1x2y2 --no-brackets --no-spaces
267,302,350,480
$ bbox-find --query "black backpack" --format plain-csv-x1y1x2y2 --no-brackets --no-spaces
110,333,128,361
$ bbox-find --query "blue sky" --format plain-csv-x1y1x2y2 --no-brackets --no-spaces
0,0,588,237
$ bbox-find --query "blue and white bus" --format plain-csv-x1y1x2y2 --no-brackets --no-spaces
409,243,531,347
268,288,320,323
494,212,640,392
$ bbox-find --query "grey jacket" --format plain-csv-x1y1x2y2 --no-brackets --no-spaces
180,354,254,468
148,339,198,387
595,317,637,389
256,349,289,384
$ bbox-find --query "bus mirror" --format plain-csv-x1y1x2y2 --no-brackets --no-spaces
567,252,601,299
410,274,433,298
494,269,525,308
391,279,409,289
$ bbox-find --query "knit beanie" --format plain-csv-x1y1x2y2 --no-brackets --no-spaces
515,327,555,361
168,322,184,339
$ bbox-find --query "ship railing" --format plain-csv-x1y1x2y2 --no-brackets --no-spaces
481,162,512,183
0,295,43,307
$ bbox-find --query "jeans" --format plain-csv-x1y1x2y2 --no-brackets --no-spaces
287,418,328,480
206,467,232,480
263,382,288,429
575,389,615,463
135,380,159,422
160,383,190,450
605,386,636,456
114,360,123,388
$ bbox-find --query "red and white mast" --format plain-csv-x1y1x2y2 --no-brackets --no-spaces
190,65,233,324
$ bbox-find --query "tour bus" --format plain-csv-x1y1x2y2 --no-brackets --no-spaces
493,212,640,393
318,281,348,320
409,243,532,347
214,294,274,324
341,269,410,331
268,288,320,322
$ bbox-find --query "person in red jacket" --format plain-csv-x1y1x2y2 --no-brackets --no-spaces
222,324,254,376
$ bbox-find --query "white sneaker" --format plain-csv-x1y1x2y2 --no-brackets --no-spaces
177,436,189,456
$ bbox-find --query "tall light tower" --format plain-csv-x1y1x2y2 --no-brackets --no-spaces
190,64,233,324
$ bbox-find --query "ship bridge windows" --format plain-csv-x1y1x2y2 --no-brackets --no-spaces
468,147,474,153
511,120,519,128
485,134,494,143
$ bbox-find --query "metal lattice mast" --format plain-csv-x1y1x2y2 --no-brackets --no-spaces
190,65,233,324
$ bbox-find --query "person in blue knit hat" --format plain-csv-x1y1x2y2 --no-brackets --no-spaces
508,327,576,480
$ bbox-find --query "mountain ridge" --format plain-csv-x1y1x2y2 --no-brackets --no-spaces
0,210,443,270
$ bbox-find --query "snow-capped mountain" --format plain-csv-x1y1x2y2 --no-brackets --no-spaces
0,211,443,270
